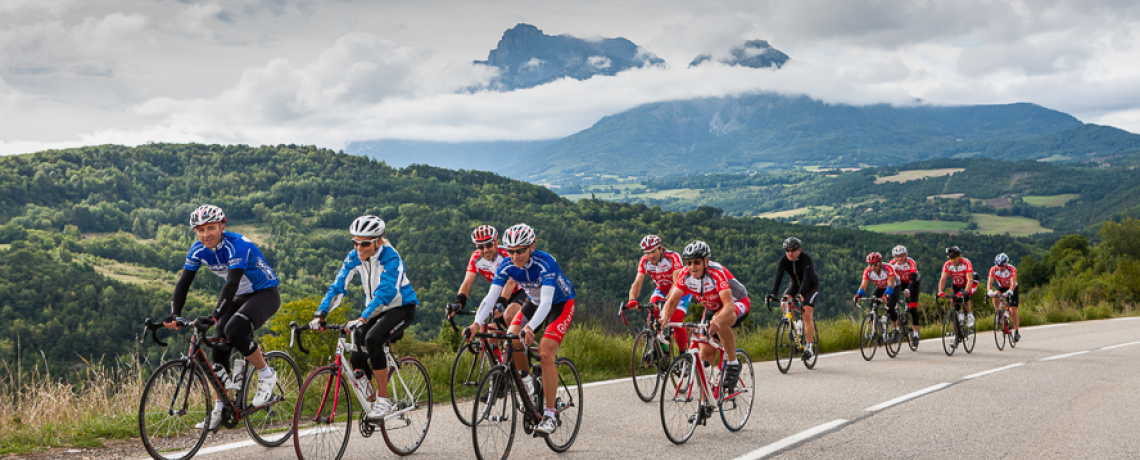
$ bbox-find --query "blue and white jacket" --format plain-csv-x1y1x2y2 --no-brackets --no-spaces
318,243,417,319
475,250,575,331
184,231,279,294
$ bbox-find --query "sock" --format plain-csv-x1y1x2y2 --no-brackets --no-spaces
544,408,556,418
214,400,224,412
257,365,273,379
726,360,739,366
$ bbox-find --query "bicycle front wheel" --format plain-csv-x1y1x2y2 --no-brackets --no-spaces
243,350,302,447
720,350,754,432
472,366,516,460
774,320,794,374
963,317,977,353
544,357,583,453
859,313,877,361
293,366,351,460
993,312,1006,351
660,355,699,444
803,322,819,370
885,323,902,358
941,312,957,357
451,342,491,426
139,360,211,460
630,330,662,402
382,357,432,455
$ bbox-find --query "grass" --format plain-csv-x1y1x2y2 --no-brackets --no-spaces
1036,154,1072,163
227,224,270,246
1022,194,1079,207
861,220,967,233
873,168,964,184
757,206,835,219
971,213,1053,236
0,244,9,251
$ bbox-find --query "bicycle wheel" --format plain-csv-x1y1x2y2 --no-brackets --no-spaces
941,312,957,357
139,360,211,460
963,316,977,353
630,330,662,402
660,355,699,445
885,322,902,358
859,313,877,361
472,366,516,460
803,322,819,370
450,342,491,426
905,311,919,352
1008,318,1018,349
293,366,351,460
719,350,753,432
544,357,583,452
993,312,1006,351
382,357,433,455
774,320,794,374
242,351,302,447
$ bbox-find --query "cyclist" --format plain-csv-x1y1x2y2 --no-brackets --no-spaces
465,223,575,435
987,253,1020,343
937,246,978,328
853,252,901,342
309,215,418,421
765,237,820,359
164,205,280,431
659,241,750,393
887,245,922,347
447,225,524,330
626,234,692,352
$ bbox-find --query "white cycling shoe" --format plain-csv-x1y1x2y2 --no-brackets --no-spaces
195,408,223,431
251,368,278,407
535,414,558,434
368,398,392,420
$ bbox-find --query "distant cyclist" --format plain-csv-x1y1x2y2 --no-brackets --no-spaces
887,245,922,347
465,223,576,435
853,252,901,343
448,225,524,330
309,215,418,421
937,246,978,327
987,253,1020,343
765,237,820,359
626,234,692,351
660,241,750,392
164,205,280,431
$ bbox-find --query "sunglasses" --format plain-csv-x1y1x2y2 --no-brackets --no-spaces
785,248,799,253
684,259,704,266
475,242,495,250
351,238,377,248
506,247,529,255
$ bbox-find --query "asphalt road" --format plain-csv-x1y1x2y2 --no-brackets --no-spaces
152,317,1140,459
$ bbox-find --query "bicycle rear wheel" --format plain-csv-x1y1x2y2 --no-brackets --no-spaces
885,322,902,358
242,350,302,447
963,317,977,353
859,313,877,361
660,355,699,444
544,358,583,452
472,367,516,460
382,357,433,455
719,350,754,432
1008,319,1018,349
450,342,491,426
905,311,919,352
630,330,662,402
774,320,794,374
941,312,957,357
803,322,819,370
293,366,351,460
139,360,211,460
993,312,1006,351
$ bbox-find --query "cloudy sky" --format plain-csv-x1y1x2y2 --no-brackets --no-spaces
2,0,1140,155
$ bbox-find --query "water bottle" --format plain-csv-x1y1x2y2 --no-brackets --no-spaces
958,312,966,325
350,369,372,397
212,363,229,387
226,358,245,390
795,319,804,338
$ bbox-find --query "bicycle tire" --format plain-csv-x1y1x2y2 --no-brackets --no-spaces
630,330,662,402
1009,319,1018,349
885,320,902,358
941,312,957,357
859,313,877,361
963,316,977,353
993,311,1006,351
544,357,583,452
660,355,699,444
450,342,491,426
242,350,302,447
293,366,351,460
905,311,919,352
774,320,794,374
139,360,211,460
719,350,753,432
803,322,819,370
472,366,516,460
382,357,433,456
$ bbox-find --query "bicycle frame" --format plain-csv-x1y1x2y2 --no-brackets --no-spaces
663,321,743,407
474,331,572,428
778,300,809,350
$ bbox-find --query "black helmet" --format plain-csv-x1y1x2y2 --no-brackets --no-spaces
946,246,962,258
782,237,802,250
682,240,711,260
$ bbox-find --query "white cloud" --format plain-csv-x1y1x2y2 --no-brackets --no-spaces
587,56,612,69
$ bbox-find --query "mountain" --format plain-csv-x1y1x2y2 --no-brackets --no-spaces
689,40,790,68
474,23,665,91
344,139,556,174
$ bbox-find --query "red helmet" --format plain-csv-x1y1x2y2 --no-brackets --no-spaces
866,252,882,265
471,225,497,244
640,234,662,252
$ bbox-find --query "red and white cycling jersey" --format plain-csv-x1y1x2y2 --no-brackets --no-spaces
466,248,523,294
989,264,1018,289
637,250,684,292
887,257,918,284
675,264,745,312
942,258,974,288
862,265,897,289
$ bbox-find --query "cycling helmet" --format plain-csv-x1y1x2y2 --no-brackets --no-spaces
640,235,662,252
681,240,711,260
189,205,226,227
866,252,882,265
946,246,962,258
502,223,536,247
471,225,497,244
350,215,386,237
782,237,802,250
994,253,1009,266
892,245,907,257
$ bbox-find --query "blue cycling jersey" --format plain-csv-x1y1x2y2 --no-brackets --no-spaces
184,231,279,294
491,250,576,305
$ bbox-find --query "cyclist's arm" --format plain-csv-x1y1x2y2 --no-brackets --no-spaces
473,283,505,325
717,288,734,311
938,270,948,293
628,272,647,304
170,269,197,317
986,270,995,292
317,255,357,316
361,251,404,319
524,285,556,332
769,260,786,298
856,277,870,293
659,285,686,325
211,268,245,319
457,270,478,297
1009,273,1017,291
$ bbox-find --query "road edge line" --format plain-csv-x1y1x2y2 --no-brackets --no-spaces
1040,350,1089,361
961,363,1024,380
864,383,951,412
733,419,850,460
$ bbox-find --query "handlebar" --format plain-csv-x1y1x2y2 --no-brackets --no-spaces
446,303,476,332
140,316,181,347
619,301,660,326
290,321,351,355
768,297,804,313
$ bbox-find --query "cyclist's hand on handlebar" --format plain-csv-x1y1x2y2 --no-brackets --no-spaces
765,294,776,304
309,315,326,331
345,317,365,331
193,315,216,331
162,315,181,329
937,292,946,299
521,326,536,345
463,324,482,343
625,299,638,310
852,294,861,303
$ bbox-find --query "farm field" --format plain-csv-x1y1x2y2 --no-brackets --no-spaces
1023,194,1080,207
972,213,1053,236
874,168,965,184
757,205,835,219
861,220,967,234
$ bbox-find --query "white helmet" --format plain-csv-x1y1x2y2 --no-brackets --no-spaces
350,215,386,237
189,205,226,227
502,223,536,247
892,245,908,257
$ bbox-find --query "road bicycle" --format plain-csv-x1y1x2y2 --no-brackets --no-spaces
658,318,754,444
990,291,1018,350
289,321,432,459
856,297,903,360
769,298,819,373
938,294,976,356
446,303,509,426
619,301,677,402
470,330,582,459
138,316,301,460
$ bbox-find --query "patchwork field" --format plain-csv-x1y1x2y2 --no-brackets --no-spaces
874,168,965,184
926,193,965,200
1022,194,1079,207
972,213,1052,236
756,206,835,219
861,220,967,234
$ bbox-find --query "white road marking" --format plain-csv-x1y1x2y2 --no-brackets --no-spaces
1111,316,1140,321
154,426,340,459
733,419,850,460
864,383,952,412
1101,341,1140,350
962,363,1024,380
1023,323,1070,330
1040,351,1089,361
818,351,855,358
